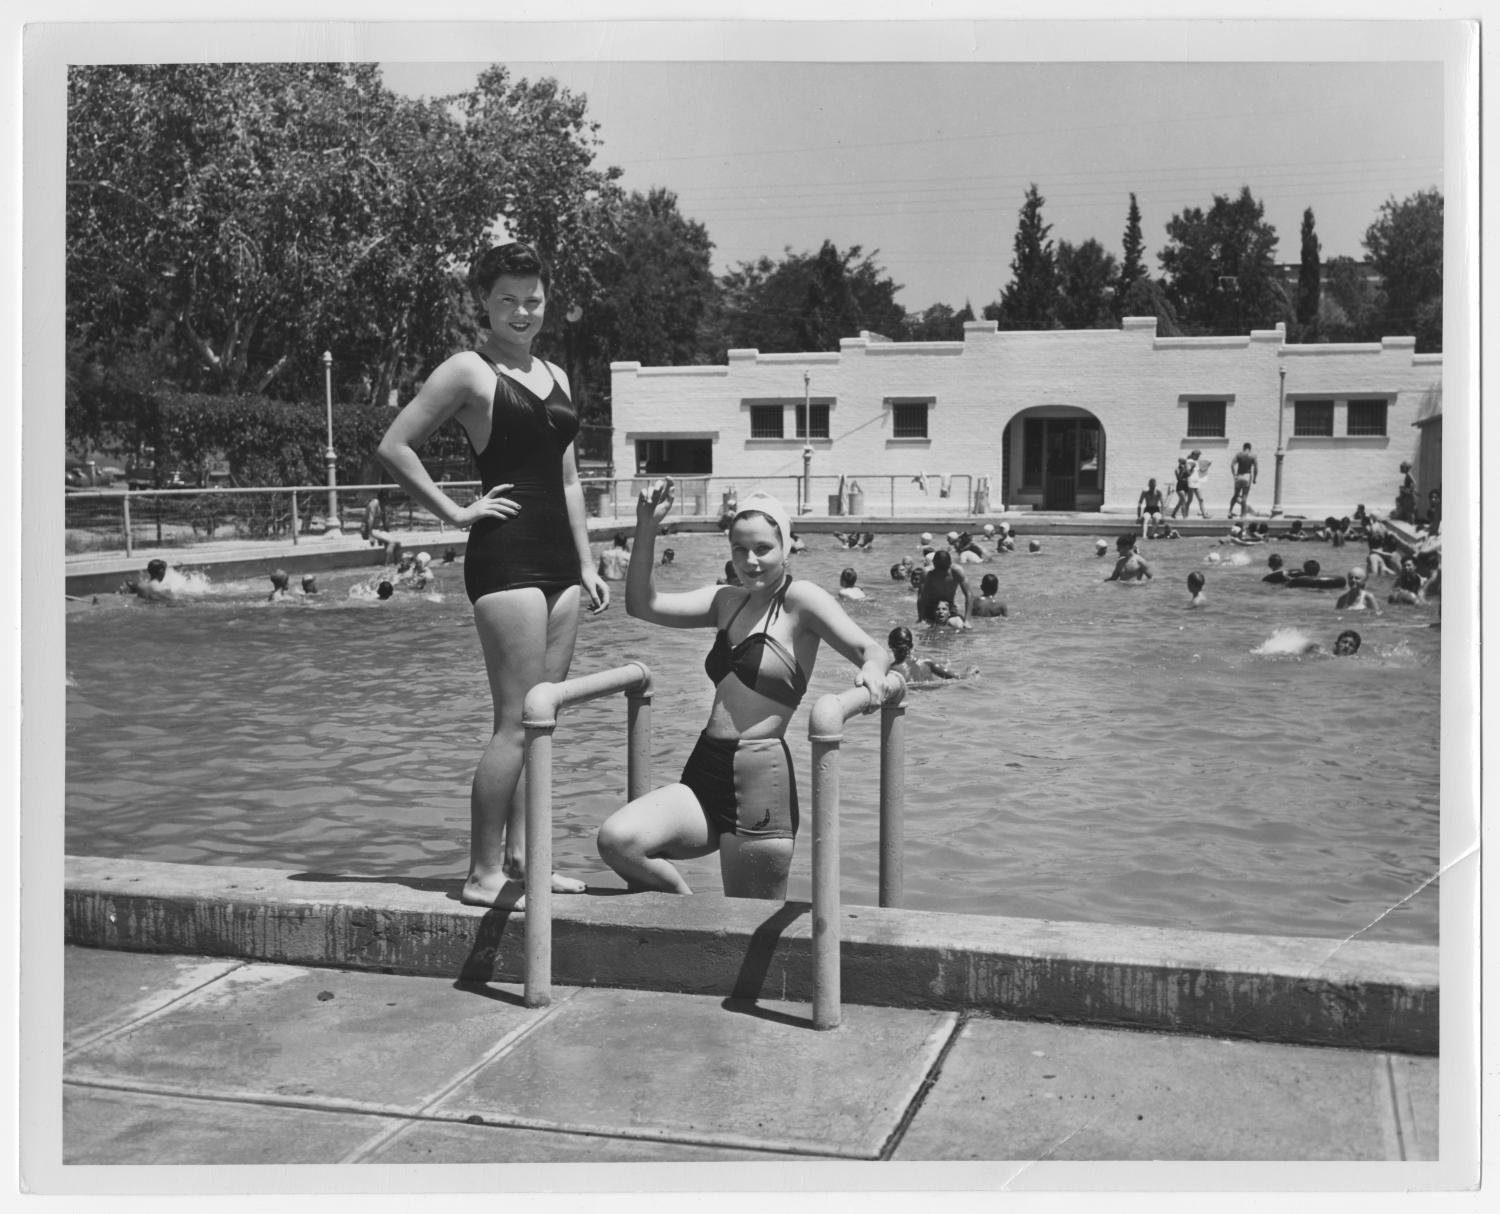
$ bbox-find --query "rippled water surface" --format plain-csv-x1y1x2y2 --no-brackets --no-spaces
65,531,1441,943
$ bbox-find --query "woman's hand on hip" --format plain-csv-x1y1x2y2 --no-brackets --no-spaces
453,484,520,528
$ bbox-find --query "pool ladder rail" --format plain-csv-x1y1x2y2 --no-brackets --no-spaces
520,664,908,1030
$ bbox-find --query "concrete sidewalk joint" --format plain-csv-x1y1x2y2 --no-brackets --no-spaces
64,856,1437,1054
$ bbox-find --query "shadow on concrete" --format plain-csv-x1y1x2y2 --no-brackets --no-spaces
723,902,815,1028
286,871,466,898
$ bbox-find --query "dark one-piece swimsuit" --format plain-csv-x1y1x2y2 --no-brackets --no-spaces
463,352,581,604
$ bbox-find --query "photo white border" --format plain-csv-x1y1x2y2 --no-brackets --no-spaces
10,4,1485,1209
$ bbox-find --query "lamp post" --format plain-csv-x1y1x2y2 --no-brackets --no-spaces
802,370,813,514
322,350,340,534
1271,365,1286,517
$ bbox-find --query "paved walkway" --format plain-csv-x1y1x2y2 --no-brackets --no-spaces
63,945,1436,1165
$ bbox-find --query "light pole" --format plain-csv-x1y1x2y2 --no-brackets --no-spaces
322,350,340,534
802,371,813,514
1271,365,1286,517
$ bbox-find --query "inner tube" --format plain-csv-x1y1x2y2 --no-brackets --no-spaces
1285,575,1346,590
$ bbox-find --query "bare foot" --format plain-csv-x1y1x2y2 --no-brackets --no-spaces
460,873,527,910
501,856,587,895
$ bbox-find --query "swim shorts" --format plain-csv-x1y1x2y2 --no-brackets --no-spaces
679,732,799,840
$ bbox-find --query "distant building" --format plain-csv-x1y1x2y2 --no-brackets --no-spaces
610,317,1442,519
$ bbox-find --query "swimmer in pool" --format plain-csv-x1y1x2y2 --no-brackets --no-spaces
970,572,1008,618
837,567,867,601
1333,629,1362,656
1262,553,1290,584
376,580,395,601
1106,534,1152,582
917,549,971,624
596,531,632,580
890,556,915,582
267,569,292,602
1186,570,1206,607
595,481,892,900
717,560,741,586
301,575,319,595
660,547,676,566
122,557,173,600
1335,568,1382,613
886,626,962,682
932,599,968,629
1094,538,1109,558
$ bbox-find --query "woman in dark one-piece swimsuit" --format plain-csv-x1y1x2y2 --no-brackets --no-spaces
378,242,610,908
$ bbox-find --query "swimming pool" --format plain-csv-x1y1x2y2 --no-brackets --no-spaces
64,529,1441,944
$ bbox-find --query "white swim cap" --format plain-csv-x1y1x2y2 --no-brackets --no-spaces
734,493,794,549
920,532,933,544
416,551,431,564
982,524,995,535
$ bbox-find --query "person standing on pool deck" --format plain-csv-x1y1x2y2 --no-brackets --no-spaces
377,242,609,908
1228,443,1259,519
596,480,891,900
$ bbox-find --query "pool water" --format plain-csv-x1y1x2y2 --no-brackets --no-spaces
64,530,1441,944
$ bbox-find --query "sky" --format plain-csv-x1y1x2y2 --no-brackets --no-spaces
381,57,1445,314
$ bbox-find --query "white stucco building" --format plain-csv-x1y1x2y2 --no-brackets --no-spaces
609,318,1442,519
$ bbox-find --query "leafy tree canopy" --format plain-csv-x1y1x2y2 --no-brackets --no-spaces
1364,187,1442,352
1158,185,1290,335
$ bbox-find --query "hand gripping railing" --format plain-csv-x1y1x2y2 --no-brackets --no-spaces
520,662,653,1008
807,671,908,1029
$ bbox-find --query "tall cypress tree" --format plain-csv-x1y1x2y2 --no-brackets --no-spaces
995,184,1057,330
1117,192,1146,314
1296,207,1322,337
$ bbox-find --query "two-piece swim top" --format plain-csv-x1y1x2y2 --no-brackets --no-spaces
704,577,808,709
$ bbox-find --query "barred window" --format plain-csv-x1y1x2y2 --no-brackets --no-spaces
1293,400,1334,437
1346,399,1388,437
1185,400,1226,439
749,405,784,439
795,403,830,439
891,402,929,439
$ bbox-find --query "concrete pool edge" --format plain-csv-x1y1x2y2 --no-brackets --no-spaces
63,856,1437,1055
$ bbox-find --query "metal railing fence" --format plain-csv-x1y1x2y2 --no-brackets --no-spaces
64,473,998,558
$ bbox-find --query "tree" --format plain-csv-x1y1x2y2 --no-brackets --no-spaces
570,187,717,433
1296,208,1322,339
901,302,969,342
1158,186,1290,335
1319,255,1382,344
713,241,906,356
1117,276,1183,337
66,62,624,441
1054,238,1118,329
1116,193,1146,317
1364,187,1443,352
993,184,1057,329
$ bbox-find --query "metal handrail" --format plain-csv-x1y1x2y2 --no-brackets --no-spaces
807,672,908,1030
520,662,654,1008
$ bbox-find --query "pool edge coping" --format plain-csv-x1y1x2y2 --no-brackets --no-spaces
63,855,1437,1055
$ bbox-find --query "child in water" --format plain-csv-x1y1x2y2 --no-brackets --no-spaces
595,481,891,900
837,567,867,601
887,626,963,682
970,572,1008,618
1186,571,1206,607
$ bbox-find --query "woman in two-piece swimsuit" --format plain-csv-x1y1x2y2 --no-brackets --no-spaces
377,242,610,908
596,479,892,900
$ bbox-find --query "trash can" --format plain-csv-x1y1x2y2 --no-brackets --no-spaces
827,494,844,516
847,480,864,515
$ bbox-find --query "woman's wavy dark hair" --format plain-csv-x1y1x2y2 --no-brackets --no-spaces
467,242,551,329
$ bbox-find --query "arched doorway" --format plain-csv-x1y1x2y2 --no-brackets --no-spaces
1001,407,1106,512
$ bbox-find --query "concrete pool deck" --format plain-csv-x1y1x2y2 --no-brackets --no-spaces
57,857,1439,1166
